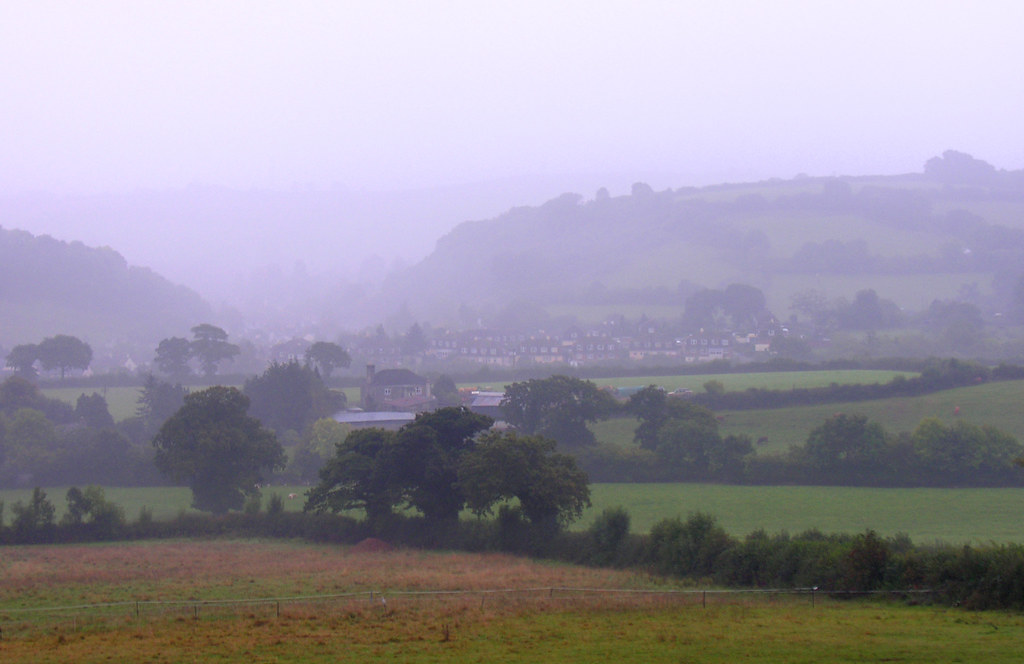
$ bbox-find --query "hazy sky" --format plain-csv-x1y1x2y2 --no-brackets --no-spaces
3,0,1023,196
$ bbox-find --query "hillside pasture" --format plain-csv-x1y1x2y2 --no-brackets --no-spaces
715,379,1024,453
591,379,1024,454
2,539,1024,663
765,271,994,315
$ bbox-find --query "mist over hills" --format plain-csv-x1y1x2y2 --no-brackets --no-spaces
5,151,1024,359
0,227,211,351
384,152,1024,328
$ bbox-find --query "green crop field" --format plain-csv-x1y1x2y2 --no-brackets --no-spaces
4,482,1024,544
591,379,1024,454
2,539,1023,662
584,483,1024,544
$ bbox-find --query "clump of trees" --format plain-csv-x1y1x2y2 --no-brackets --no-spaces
501,375,618,448
153,386,285,513
4,334,93,380
303,341,351,378
612,385,753,481
154,324,240,378
0,376,158,488
243,360,346,437
305,407,590,530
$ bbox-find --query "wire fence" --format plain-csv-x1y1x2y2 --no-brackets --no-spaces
0,586,938,640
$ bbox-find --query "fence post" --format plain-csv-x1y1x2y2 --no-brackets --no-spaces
135,601,140,618
276,601,280,618
702,591,706,608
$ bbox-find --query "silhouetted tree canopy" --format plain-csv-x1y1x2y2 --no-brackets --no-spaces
153,386,284,514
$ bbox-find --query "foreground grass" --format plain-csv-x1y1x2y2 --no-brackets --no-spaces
5,603,1024,663
1,539,1023,663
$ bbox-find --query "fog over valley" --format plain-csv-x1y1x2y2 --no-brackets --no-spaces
10,6,1024,643
3,1,1024,359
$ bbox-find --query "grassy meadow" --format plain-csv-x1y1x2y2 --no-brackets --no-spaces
4,483,1024,544
42,386,142,422
591,379,1024,454
591,369,915,394
2,539,1023,662
585,483,1024,544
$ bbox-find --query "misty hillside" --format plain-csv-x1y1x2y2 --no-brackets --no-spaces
385,152,1024,324
0,227,212,348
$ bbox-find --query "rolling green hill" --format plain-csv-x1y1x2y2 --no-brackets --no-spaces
386,152,1024,325
0,226,212,348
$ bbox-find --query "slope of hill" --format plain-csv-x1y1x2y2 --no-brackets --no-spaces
0,226,212,349
385,152,1024,324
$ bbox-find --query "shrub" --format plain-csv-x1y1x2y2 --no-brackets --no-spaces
266,492,285,515
588,506,631,564
648,512,732,578
243,494,262,515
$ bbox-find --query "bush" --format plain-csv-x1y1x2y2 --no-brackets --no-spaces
11,487,56,542
266,492,285,515
648,512,732,578
243,494,262,515
588,506,631,564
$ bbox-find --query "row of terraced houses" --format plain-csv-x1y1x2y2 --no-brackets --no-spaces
350,322,786,369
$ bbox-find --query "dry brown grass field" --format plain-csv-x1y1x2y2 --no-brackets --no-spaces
3,539,1024,663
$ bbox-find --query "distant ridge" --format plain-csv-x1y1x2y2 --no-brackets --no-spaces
0,226,212,348
383,152,1024,324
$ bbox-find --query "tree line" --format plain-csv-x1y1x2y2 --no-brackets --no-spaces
496,373,1024,487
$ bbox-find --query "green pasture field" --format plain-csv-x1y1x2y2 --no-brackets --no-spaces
4,482,1024,544
765,271,994,315
728,210,946,258
932,199,1024,229
0,485,309,522
585,483,1024,544
41,384,358,422
591,369,915,394
591,379,1024,454
460,369,916,396
715,379,1024,454
4,539,1023,663
42,386,142,422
